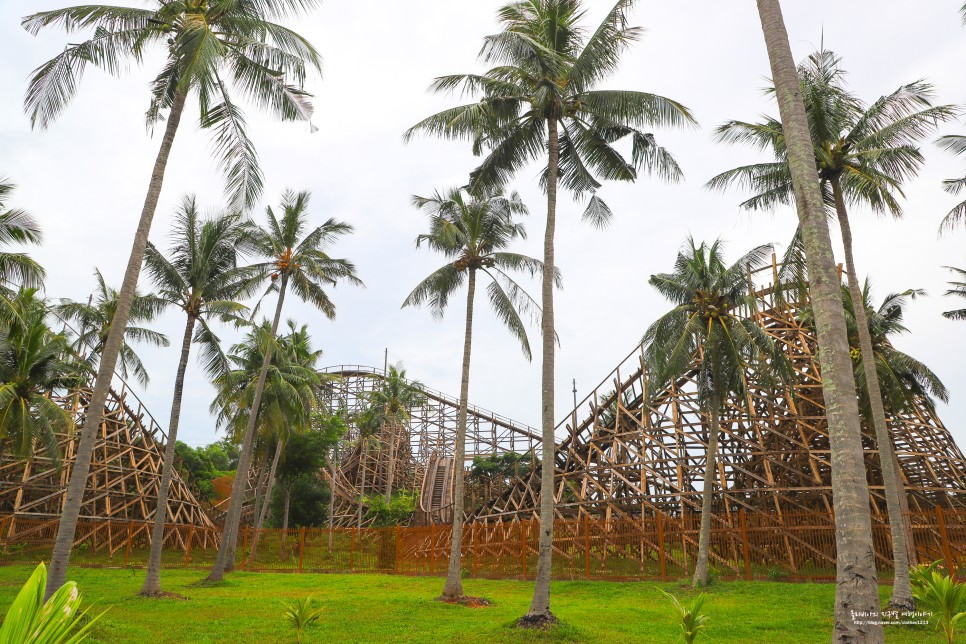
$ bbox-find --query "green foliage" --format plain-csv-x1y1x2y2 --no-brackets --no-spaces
658,588,709,644
0,176,44,293
469,452,531,482
910,561,966,644
269,475,329,529
364,490,417,527
943,266,966,322
0,563,100,643
280,596,324,644
174,441,221,501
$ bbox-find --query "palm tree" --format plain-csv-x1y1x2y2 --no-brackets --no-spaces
644,238,789,587
404,1,694,623
402,187,547,600
363,365,426,504
56,269,169,388
707,48,954,611
138,197,251,596
936,135,966,234
24,1,323,599
755,1,884,639
206,190,362,582
943,267,966,320
0,290,77,459
351,406,383,529
0,176,44,294
839,283,948,416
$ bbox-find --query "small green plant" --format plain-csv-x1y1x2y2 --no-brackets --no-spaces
766,565,788,581
0,562,101,643
658,588,709,644
281,596,324,644
909,561,966,644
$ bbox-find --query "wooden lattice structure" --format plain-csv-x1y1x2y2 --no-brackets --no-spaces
473,277,966,527
319,366,541,526
0,379,216,549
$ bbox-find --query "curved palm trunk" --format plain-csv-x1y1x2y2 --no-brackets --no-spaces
207,275,289,581
441,268,476,600
756,3,883,641
523,114,559,625
248,439,282,564
46,88,189,600
140,314,196,596
693,393,721,587
831,179,914,611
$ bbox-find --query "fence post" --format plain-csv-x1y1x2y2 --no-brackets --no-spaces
740,509,751,581
350,527,356,573
430,523,436,575
395,525,401,575
657,512,666,581
472,522,479,577
583,514,591,580
185,525,195,566
298,527,306,572
936,505,956,575
520,520,527,581
124,521,133,566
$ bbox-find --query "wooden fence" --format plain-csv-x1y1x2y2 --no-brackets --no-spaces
2,508,964,582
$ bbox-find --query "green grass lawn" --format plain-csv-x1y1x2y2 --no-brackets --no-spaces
0,565,953,643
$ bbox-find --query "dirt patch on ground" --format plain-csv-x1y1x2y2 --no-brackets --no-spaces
436,595,492,608
138,591,188,600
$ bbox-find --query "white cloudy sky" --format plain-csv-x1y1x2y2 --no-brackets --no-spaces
1,1,964,450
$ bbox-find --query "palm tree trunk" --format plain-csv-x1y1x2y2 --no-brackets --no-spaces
280,486,291,559
693,394,720,588
756,3,883,641
384,418,396,503
250,457,271,530
328,447,338,552
45,87,189,600
140,314,196,596
523,114,559,625
207,275,289,581
248,439,283,564
357,456,367,529
831,179,914,611
441,268,477,600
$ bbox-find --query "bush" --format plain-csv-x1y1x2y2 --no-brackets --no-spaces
364,490,417,527
910,560,966,644
0,562,101,643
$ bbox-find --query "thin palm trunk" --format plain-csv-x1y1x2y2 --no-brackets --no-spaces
756,2,883,640
831,179,914,611
140,313,196,596
692,394,721,587
250,458,271,530
249,439,282,563
207,275,289,581
442,268,476,600
357,455,367,529
280,486,291,559
46,88,189,600
384,417,396,503
524,115,559,624
328,447,338,552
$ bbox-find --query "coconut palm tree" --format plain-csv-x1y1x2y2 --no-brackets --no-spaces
138,197,252,596
0,290,77,459
838,283,948,416
943,267,966,320
754,2,884,639
56,269,169,388
206,190,362,582
936,135,966,234
24,1,323,598
643,238,789,587
402,187,548,600
404,0,694,623
363,365,426,504
707,48,954,611
0,177,44,295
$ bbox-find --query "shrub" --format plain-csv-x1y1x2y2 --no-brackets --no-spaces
909,561,966,644
281,596,324,644
364,490,417,527
0,562,101,643
658,588,709,644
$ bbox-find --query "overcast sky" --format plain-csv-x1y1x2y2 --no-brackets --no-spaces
1,1,964,451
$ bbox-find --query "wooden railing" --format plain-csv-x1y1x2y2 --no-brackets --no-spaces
2,508,964,581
